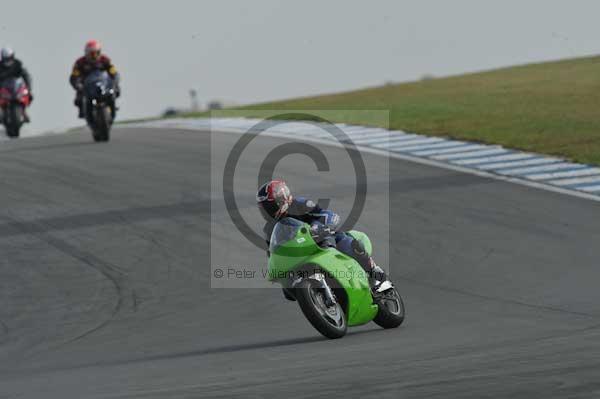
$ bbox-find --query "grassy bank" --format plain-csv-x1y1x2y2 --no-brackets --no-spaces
185,56,600,165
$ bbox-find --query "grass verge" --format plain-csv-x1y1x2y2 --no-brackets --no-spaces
182,55,600,165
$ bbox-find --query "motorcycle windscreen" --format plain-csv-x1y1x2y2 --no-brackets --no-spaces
269,217,304,253
84,70,113,95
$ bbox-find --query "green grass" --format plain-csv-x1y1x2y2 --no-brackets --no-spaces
184,55,600,165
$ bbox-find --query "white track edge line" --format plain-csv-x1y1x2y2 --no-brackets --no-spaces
121,123,600,204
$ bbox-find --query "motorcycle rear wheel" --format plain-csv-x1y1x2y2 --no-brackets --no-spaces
373,287,405,329
295,278,347,339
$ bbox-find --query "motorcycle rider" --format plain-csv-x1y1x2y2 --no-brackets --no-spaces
0,47,32,122
69,40,120,118
257,179,392,295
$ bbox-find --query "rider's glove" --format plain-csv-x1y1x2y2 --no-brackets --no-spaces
310,222,333,243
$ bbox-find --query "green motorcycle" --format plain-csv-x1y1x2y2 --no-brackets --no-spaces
268,217,405,339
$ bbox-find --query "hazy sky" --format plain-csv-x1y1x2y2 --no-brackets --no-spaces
3,0,600,133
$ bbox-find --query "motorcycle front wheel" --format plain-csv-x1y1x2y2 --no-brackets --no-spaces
295,278,347,339
91,105,112,142
5,104,23,138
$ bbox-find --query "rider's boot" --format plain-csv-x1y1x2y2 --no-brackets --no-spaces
74,94,84,118
368,259,394,294
351,239,393,293
23,109,30,123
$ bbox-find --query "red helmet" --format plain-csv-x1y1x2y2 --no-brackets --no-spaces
85,40,102,60
257,180,293,221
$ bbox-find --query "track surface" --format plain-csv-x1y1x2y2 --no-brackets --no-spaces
1,127,599,398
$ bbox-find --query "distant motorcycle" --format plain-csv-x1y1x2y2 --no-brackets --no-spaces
0,77,31,138
83,70,116,142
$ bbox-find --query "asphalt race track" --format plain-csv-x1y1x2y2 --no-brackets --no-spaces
1,127,600,398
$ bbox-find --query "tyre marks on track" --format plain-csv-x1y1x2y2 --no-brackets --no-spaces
0,213,128,344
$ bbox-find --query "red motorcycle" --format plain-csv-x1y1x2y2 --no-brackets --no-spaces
0,77,31,138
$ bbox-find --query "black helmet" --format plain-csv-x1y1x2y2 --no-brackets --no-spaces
1,47,15,66
257,180,293,221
